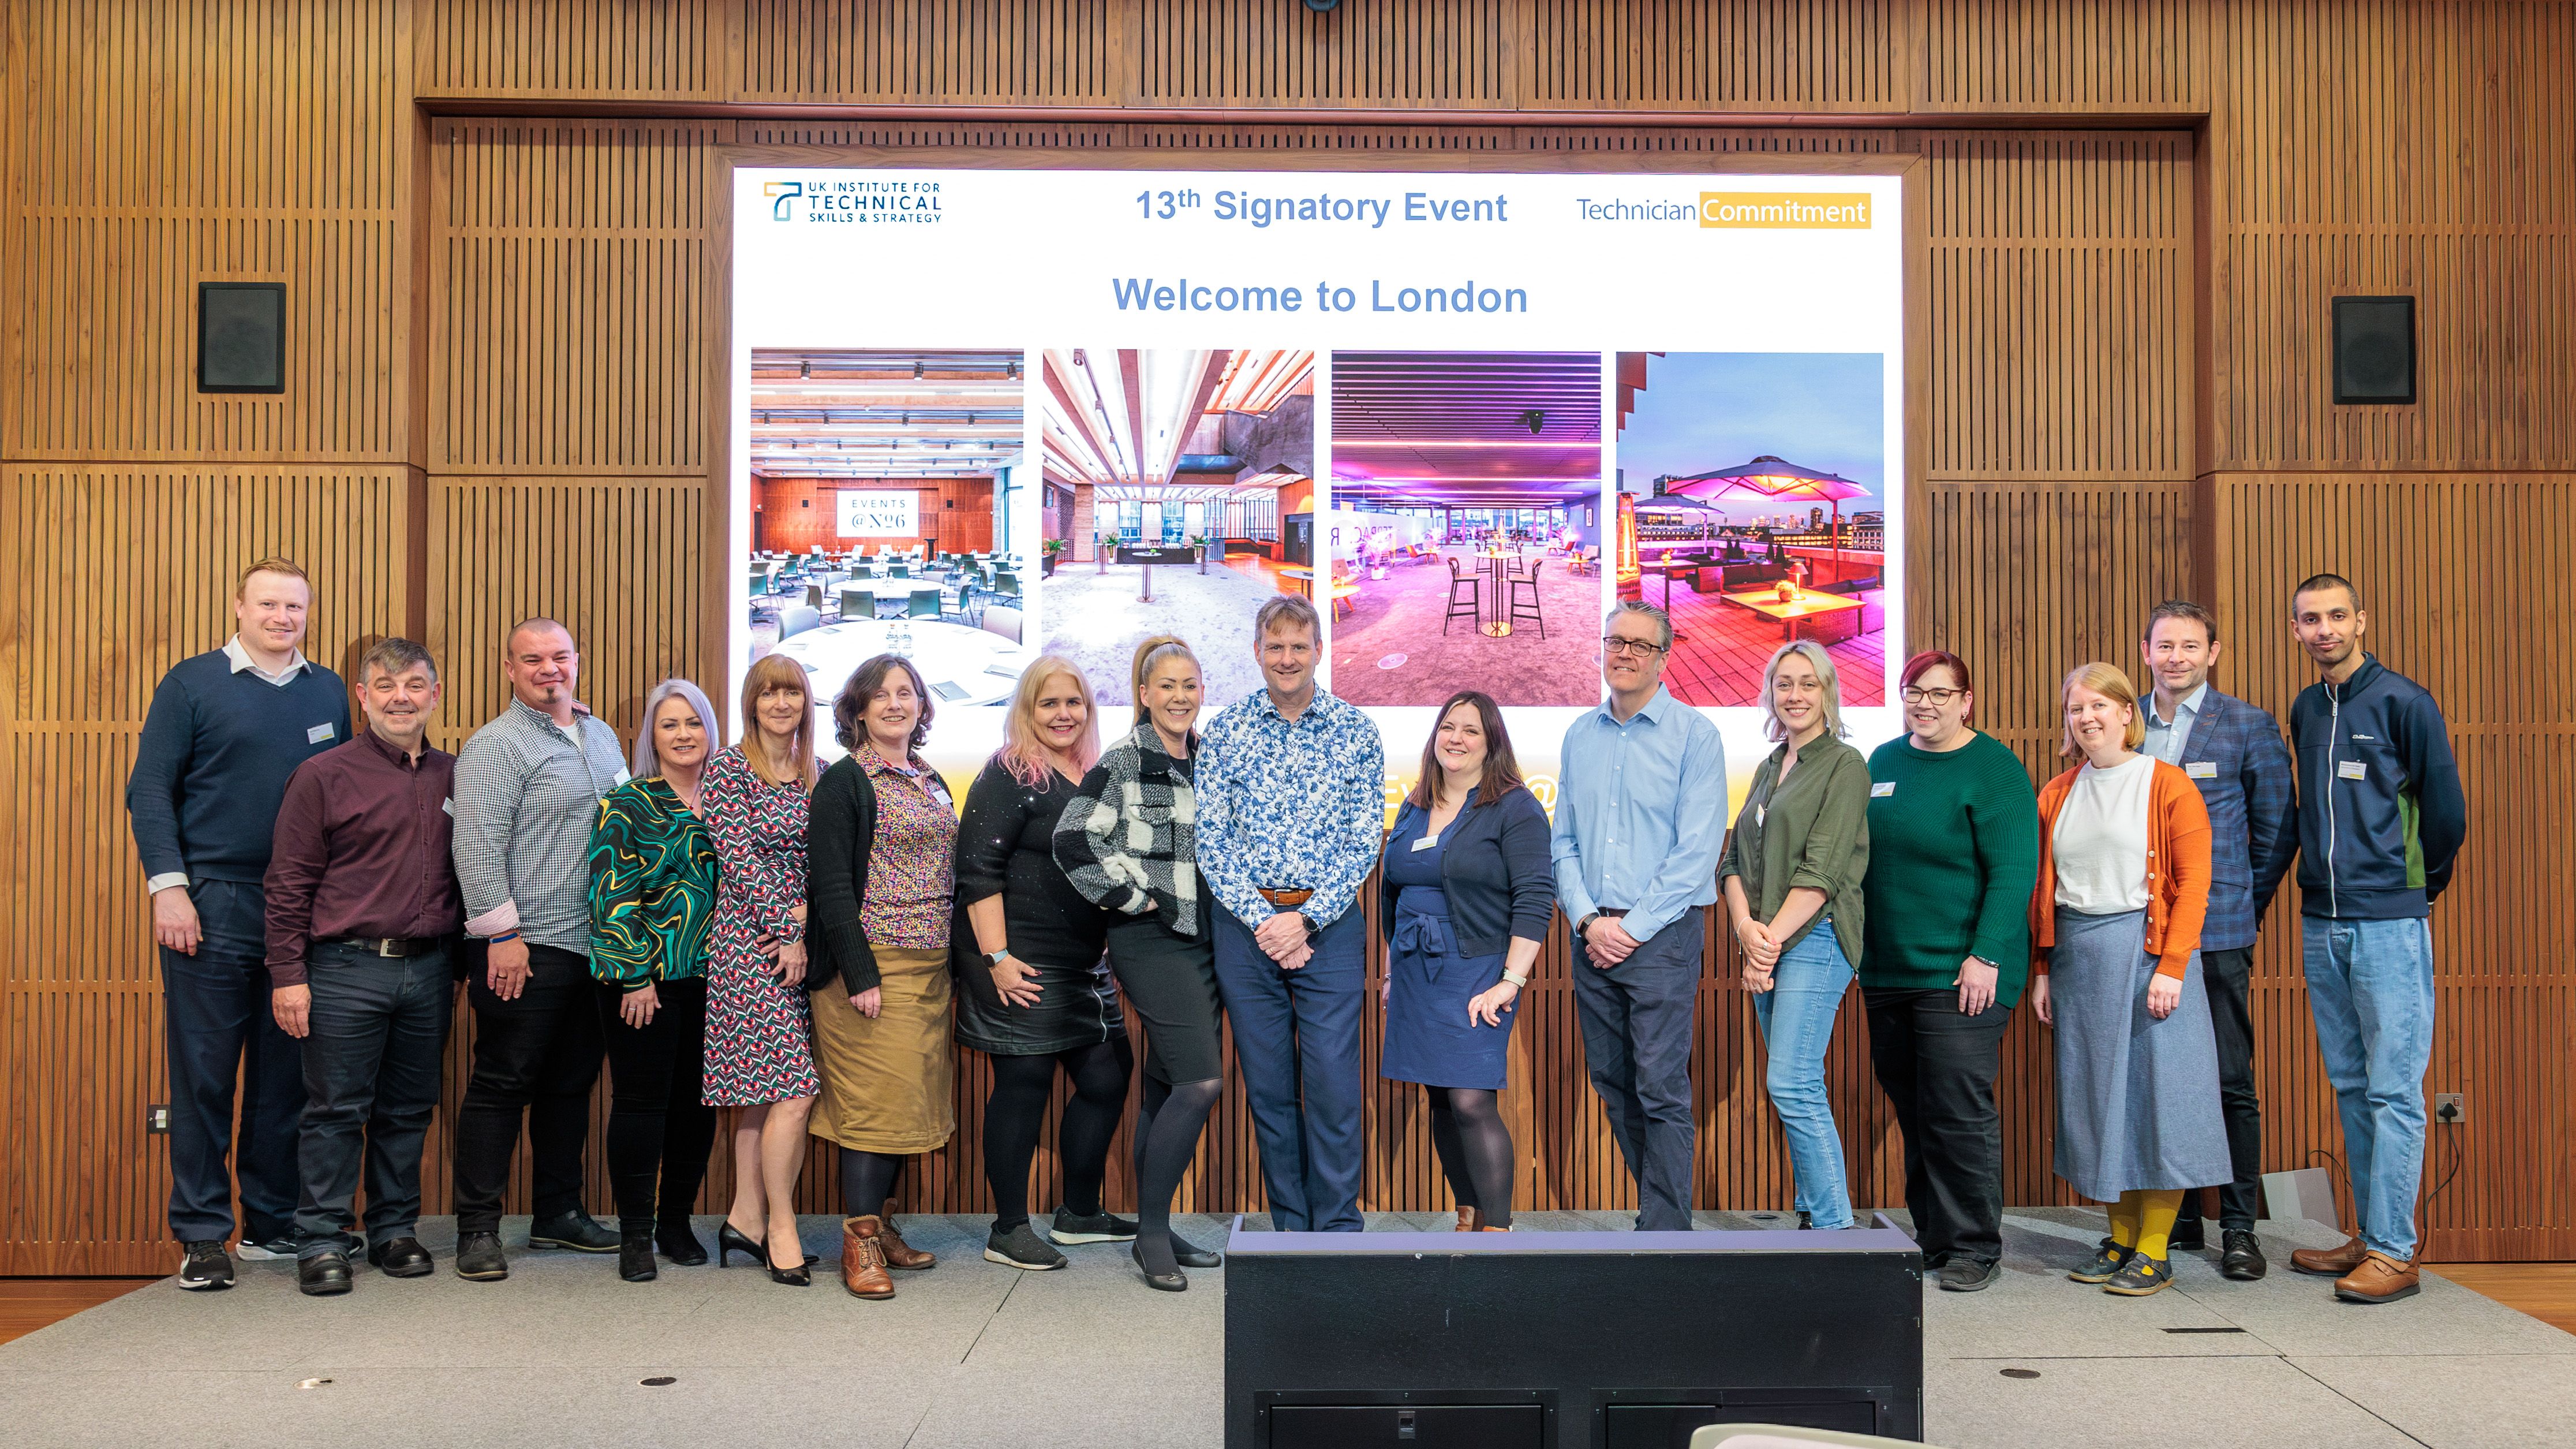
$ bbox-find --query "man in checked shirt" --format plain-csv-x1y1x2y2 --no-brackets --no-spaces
1195,595,1386,1233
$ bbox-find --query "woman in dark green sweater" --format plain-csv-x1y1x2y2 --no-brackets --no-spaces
1861,650,2040,1292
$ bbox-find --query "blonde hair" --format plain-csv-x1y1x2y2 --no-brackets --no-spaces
1131,634,1199,727
2058,661,2147,757
997,655,1100,788
740,653,817,789
1760,640,1845,743
236,556,311,599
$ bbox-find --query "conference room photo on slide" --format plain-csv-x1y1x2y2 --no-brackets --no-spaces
734,169,1905,797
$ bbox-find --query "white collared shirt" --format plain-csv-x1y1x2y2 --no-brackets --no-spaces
2141,681,2207,767
222,634,312,688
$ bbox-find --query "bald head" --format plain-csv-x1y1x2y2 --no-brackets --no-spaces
503,618,580,721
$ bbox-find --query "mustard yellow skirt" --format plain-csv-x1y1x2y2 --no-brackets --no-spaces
809,947,956,1153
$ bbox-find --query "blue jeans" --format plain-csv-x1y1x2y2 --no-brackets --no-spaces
2302,916,2436,1260
1211,903,1368,1232
1752,921,1856,1230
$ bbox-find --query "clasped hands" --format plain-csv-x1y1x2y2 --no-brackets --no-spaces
1254,909,1314,970
1733,914,1782,994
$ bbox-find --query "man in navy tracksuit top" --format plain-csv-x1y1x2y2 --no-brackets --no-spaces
2281,573,2466,1305
125,558,353,1290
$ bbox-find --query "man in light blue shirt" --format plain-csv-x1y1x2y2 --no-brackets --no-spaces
1551,600,1728,1229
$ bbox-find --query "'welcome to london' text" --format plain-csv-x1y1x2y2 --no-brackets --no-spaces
1108,277,1529,313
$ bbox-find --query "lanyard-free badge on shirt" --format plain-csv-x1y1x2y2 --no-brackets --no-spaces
307,722,335,744
1869,782,1894,797
2185,761,2218,779
1411,834,1440,851
2337,759,2368,780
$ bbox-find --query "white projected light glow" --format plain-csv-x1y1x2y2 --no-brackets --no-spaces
732,167,1905,811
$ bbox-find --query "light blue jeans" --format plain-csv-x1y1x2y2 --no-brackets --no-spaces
2302,916,2436,1260
1753,920,1857,1230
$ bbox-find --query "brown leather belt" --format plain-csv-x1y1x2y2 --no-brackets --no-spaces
1257,887,1314,908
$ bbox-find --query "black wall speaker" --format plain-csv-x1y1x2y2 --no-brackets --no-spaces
2332,295,2415,405
198,282,286,394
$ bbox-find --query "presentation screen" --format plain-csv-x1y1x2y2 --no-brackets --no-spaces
731,166,1905,809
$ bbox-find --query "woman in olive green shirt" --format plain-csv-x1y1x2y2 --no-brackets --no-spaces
1721,641,1871,1230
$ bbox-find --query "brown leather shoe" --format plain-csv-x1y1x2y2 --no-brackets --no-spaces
878,1218,936,1271
1456,1207,1484,1232
2335,1251,2420,1304
840,1216,895,1299
2289,1234,2369,1278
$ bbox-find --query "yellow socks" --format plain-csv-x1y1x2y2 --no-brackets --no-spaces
2133,1190,2184,1259
2106,1192,2141,1249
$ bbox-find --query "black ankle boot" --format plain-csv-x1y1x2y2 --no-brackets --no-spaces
656,1218,708,1266
619,1227,657,1283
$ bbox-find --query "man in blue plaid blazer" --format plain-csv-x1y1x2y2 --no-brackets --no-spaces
2140,600,2299,1280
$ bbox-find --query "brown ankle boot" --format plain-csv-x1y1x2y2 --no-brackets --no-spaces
2289,1234,2369,1278
2334,1250,2420,1304
878,1217,936,1271
1456,1207,1483,1232
840,1216,895,1299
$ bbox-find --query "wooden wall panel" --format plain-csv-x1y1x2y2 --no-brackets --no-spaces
430,119,727,475
736,0,1119,103
416,0,719,99
1924,131,2193,481
1917,0,2205,114
0,466,410,1273
1138,0,1515,108
2211,0,2576,469
1528,0,1904,111
2,0,406,462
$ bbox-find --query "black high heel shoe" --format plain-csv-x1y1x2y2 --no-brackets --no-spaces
1132,1242,1187,1293
717,1220,820,1269
766,1247,812,1287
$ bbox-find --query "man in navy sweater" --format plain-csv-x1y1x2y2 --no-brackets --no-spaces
126,558,353,1290
2282,573,2467,1305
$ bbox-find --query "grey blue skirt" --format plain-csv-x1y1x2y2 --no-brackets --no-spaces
2049,906,2231,1201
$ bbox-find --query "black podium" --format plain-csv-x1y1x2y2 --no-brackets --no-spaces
1222,1219,1923,1448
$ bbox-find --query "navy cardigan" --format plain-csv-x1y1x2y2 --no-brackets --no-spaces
1378,785,1557,958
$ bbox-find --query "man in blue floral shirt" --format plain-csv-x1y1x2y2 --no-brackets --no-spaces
1197,595,1387,1232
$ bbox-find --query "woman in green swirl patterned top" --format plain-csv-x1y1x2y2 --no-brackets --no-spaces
586,678,724,1283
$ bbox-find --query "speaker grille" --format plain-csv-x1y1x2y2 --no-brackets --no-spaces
2332,296,2414,405
198,283,286,394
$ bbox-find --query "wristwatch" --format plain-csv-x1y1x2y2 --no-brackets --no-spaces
986,949,1012,967
1501,968,1530,988
1965,954,1997,972
1576,911,1602,936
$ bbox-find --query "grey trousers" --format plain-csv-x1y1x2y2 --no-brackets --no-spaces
1571,906,1704,1230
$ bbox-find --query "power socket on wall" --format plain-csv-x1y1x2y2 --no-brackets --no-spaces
2433,1092,2465,1124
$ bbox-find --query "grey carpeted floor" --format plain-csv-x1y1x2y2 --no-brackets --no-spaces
7,1209,2569,1448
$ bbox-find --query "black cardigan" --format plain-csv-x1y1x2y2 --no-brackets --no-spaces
1378,785,1556,958
805,756,883,996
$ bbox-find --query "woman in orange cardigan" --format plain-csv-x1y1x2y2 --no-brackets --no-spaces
2029,662,2231,1297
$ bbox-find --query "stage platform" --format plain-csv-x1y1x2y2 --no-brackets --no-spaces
5,1209,2567,1448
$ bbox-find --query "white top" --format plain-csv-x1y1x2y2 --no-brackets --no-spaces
2051,753,2155,914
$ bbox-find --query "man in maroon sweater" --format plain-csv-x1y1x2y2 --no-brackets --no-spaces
264,638,463,1296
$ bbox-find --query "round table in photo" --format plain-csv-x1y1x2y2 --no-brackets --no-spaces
1469,548,1539,636
765,618,1036,708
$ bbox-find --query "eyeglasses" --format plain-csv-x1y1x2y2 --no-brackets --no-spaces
1900,686,1965,705
1601,637,1668,658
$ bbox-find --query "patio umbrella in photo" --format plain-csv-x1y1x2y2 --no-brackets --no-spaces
1632,491,1724,542
1662,455,1875,577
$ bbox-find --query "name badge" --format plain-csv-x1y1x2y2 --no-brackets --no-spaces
1869,781,1895,798
2185,761,2218,779
1755,804,1767,827
1411,834,1440,852
2336,759,2368,781
442,798,454,816
613,767,633,787
306,722,335,744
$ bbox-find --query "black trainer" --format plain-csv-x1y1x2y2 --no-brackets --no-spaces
177,1240,234,1291
298,1252,354,1297
1048,1207,1139,1244
985,1222,1069,1271
527,1211,620,1253
234,1234,298,1263
2220,1228,2268,1281
2168,1218,2207,1252
454,1231,509,1281
368,1237,435,1278
1938,1257,2001,1293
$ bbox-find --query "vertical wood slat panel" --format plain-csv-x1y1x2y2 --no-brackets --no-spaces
1917,0,2204,113
736,0,1118,103
0,466,409,1274
1138,0,1515,107
1527,0,1903,110
2,0,406,462
414,0,717,99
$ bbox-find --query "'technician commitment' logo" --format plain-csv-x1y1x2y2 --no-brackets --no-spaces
1698,192,1872,229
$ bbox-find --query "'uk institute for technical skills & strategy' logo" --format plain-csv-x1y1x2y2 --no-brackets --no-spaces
763,178,945,225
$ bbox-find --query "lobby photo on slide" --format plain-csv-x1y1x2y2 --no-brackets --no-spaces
742,347,1040,748
1035,346,1317,711
1614,350,1891,708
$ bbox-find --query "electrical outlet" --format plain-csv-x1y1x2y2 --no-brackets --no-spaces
146,1103,171,1134
2432,1092,2465,1124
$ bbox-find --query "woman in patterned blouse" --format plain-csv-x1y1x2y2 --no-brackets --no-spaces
701,653,825,1286
586,679,725,1283
806,653,960,1301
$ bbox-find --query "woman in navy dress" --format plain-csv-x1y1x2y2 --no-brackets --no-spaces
1379,690,1555,1230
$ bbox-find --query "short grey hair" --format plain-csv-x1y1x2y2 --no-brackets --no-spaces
633,678,720,779
1254,593,1321,646
359,637,438,684
1761,640,1845,742
1602,599,1673,649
